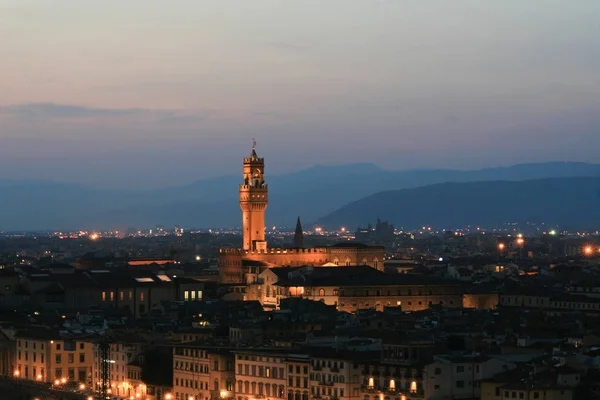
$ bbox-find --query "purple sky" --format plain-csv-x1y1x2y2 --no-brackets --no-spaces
2,0,600,189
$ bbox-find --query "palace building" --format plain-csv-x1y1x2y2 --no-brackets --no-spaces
219,144,385,284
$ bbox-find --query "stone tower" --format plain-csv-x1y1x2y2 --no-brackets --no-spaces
240,141,268,251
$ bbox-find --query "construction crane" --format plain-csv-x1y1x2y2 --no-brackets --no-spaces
95,329,114,400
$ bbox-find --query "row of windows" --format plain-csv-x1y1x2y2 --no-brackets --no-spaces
175,361,209,373
17,341,44,350
237,381,285,397
288,376,309,388
55,353,86,364
174,348,211,358
183,290,203,301
236,354,284,363
312,386,344,398
15,365,86,382
289,365,310,374
237,364,285,379
175,377,208,390
102,291,144,302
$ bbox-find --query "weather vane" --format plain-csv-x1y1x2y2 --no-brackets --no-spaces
252,138,256,149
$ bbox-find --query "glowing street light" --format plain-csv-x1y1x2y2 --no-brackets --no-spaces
165,394,173,400
516,238,525,246
80,383,86,390
61,377,67,384
584,246,594,256
13,370,19,377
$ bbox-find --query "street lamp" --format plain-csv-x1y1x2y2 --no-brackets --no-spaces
165,393,173,400
516,238,525,258
498,243,505,257
584,246,593,256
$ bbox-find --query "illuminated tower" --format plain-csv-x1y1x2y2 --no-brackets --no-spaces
240,141,268,251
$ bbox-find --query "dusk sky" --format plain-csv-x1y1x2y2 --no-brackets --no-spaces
2,0,600,189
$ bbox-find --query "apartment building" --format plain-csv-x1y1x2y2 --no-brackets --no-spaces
14,330,93,385
423,355,517,400
234,349,287,400
172,344,235,400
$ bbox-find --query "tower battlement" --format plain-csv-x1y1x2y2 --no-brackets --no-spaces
243,157,264,163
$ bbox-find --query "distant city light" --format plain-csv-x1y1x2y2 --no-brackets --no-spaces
584,246,593,256
550,230,556,235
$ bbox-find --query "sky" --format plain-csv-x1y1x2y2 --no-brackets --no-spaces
1,0,600,189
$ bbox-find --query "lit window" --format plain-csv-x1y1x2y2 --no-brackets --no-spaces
184,291,189,301
101,292,106,301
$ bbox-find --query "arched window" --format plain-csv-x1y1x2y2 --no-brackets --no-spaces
319,289,325,296
333,289,339,296
362,258,368,265
344,258,351,266
333,258,340,266
373,259,378,269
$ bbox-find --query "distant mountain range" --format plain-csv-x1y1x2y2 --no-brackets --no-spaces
1,161,600,231
317,176,600,231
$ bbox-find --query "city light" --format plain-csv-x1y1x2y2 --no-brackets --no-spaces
54,379,60,386
165,394,173,400
36,374,42,380
498,243,505,250
516,238,525,246
584,246,593,256
61,377,67,384
13,370,19,377
80,383,86,390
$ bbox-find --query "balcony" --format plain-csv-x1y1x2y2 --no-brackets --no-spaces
318,381,334,386
361,386,378,393
313,366,323,371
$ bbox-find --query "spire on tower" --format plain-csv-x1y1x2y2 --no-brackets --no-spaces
250,138,259,160
293,216,304,248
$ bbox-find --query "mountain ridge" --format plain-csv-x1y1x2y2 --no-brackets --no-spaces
1,161,600,231
316,176,600,230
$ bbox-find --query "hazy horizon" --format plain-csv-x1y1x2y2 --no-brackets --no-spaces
2,0,600,189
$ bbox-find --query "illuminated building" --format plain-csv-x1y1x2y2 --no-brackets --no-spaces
13,330,93,384
172,345,235,400
219,144,385,284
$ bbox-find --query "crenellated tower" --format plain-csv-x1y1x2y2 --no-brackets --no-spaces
239,141,268,251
